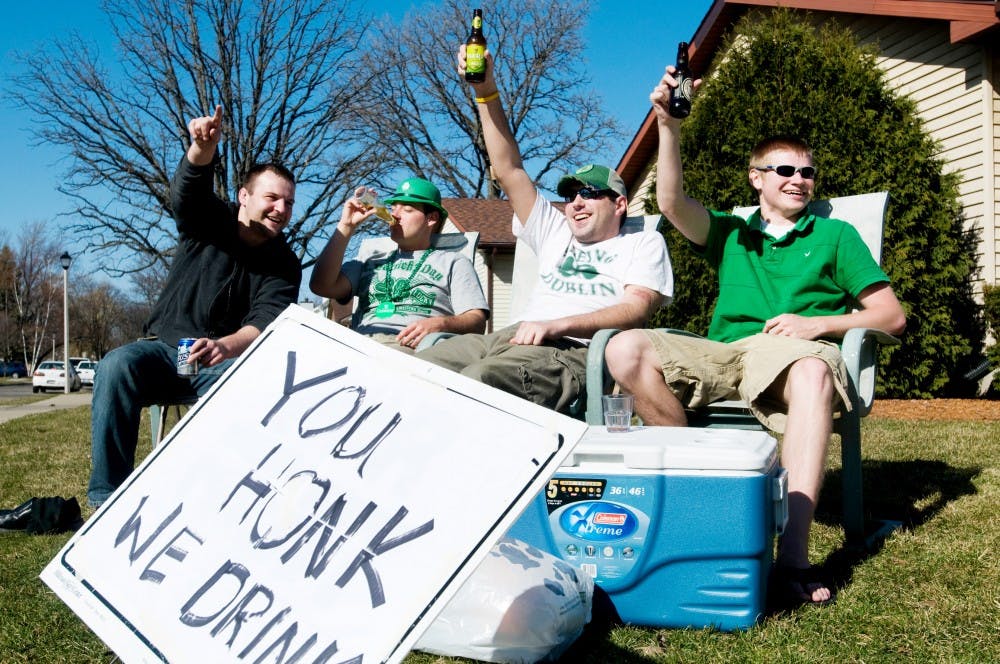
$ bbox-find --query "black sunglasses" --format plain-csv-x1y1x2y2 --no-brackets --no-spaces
752,165,817,179
566,186,618,202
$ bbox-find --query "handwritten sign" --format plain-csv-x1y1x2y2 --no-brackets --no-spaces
42,305,587,663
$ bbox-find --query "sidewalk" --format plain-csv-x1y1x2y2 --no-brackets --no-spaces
0,391,93,424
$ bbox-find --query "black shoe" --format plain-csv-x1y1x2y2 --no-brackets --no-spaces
0,497,83,534
25,497,83,534
0,499,35,531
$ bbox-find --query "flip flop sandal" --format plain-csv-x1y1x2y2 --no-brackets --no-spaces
771,565,836,608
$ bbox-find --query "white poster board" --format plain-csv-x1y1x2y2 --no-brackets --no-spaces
42,305,587,663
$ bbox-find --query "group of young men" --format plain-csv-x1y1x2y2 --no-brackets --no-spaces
87,44,905,609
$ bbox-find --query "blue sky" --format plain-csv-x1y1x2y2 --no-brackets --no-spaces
1,0,713,285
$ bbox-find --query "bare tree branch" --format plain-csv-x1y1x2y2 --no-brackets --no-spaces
9,0,387,274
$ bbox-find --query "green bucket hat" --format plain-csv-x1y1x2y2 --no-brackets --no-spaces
383,177,449,221
556,164,627,199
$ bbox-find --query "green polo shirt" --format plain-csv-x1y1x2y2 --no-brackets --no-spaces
697,208,889,343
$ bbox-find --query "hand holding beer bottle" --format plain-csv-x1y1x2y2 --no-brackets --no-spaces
668,42,693,118
465,9,487,83
458,14,497,102
650,57,702,124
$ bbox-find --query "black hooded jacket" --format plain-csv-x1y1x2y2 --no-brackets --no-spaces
143,156,302,347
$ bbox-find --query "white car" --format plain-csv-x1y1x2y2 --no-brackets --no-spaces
76,360,98,386
32,361,83,393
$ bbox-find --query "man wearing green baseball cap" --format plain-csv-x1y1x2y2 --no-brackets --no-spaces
555,163,628,201
415,44,673,412
311,176,488,353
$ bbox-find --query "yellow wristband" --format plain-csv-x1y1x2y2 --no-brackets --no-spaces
475,91,500,104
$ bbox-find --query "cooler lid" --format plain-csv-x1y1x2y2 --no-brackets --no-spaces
565,426,778,473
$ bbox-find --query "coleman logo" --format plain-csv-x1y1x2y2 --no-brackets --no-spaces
594,513,627,526
559,501,639,542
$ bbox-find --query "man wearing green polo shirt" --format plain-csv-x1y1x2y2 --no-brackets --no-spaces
311,177,488,353
605,65,906,608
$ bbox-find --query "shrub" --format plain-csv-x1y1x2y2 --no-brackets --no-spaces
983,285,1000,371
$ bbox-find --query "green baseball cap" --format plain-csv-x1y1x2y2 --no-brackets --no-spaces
383,177,449,221
556,164,627,199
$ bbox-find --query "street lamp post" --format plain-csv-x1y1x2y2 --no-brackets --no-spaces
60,252,72,394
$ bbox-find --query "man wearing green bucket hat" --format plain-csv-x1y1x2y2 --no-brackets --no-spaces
415,45,673,412
310,177,488,353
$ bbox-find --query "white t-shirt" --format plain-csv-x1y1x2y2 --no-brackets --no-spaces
513,195,673,332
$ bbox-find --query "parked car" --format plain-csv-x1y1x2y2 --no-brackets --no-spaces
69,356,90,370
76,360,98,386
0,360,29,378
32,361,82,393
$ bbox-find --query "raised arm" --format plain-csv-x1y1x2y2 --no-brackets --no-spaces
187,105,223,167
457,46,537,224
650,67,711,246
310,187,377,302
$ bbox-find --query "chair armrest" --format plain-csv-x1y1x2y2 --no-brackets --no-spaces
585,329,622,424
415,332,456,352
841,327,900,416
659,327,705,339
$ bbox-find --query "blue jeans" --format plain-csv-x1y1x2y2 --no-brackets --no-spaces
87,340,234,507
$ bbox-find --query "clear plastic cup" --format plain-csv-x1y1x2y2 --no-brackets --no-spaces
358,190,394,224
602,394,634,432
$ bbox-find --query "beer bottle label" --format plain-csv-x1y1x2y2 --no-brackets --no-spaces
467,44,486,74
677,73,693,102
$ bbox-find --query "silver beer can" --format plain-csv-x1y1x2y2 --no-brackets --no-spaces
176,338,198,377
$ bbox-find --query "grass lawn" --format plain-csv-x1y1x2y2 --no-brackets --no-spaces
0,405,997,663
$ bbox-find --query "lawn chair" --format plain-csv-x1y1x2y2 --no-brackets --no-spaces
418,215,663,420
585,191,898,545
150,398,197,446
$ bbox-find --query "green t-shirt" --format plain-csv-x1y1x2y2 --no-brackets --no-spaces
698,209,889,343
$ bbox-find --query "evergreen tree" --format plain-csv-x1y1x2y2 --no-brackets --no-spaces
649,9,984,397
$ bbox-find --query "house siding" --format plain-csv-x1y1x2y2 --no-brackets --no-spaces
486,254,515,330
990,47,999,285
626,160,657,217
849,15,997,286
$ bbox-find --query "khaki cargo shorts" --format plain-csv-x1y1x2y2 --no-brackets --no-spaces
642,330,850,433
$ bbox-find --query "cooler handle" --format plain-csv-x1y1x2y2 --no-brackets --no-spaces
563,444,662,468
772,468,789,536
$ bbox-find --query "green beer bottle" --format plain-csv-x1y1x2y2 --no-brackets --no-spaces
465,9,486,83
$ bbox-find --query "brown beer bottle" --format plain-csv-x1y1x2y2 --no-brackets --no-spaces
668,42,693,119
465,9,487,83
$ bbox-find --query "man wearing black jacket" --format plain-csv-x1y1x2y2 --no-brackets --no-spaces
87,106,301,508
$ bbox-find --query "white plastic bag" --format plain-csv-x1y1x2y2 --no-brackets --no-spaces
416,536,593,663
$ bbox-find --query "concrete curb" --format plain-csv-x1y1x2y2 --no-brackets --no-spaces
0,392,93,424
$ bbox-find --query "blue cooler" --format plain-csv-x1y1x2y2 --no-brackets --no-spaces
507,426,788,631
